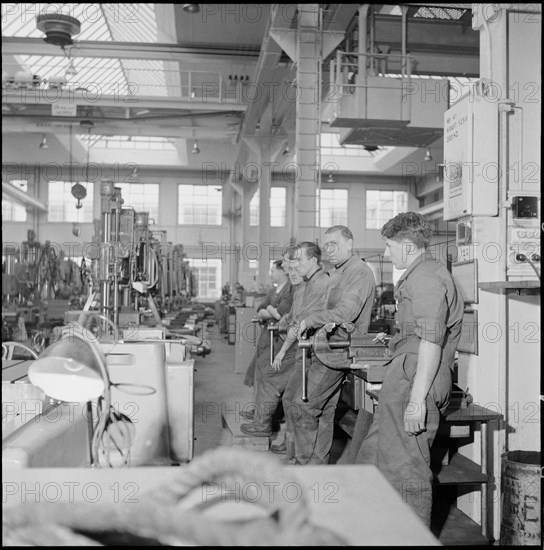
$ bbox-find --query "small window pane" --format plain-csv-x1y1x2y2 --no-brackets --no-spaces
178,185,221,225
366,190,408,229
316,189,348,227
115,183,159,221
2,180,28,221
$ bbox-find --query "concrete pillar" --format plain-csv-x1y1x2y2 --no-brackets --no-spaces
244,134,285,287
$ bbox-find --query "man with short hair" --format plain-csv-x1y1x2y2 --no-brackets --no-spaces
241,260,293,425
355,212,464,527
285,226,375,465
240,258,306,439
270,242,329,456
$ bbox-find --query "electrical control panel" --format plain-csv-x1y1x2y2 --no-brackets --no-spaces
443,90,499,221
506,192,541,280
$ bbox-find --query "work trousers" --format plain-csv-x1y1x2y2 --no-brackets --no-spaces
251,343,297,431
283,351,345,465
355,352,452,527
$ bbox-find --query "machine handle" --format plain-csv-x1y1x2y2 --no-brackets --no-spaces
301,338,308,402
269,322,277,365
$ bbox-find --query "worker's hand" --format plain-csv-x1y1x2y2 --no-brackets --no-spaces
258,309,271,320
272,351,285,371
296,319,307,339
266,305,278,319
404,400,427,436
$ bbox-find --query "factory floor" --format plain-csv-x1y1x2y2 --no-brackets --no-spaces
192,329,493,546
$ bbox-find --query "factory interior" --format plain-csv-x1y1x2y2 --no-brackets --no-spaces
2,3,541,546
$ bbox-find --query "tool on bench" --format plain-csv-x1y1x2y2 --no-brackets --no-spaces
297,322,391,402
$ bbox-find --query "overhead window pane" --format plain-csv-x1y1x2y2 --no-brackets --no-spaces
186,258,222,300
2,180,28,221
366,190,408,229
250,187,286,227
270,187,286,227
115,182,159,221
250,190,259,226
316,189,348,227
178,185,221,225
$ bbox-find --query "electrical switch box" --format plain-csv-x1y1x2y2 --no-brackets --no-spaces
506,192,541,280
444,90,499,220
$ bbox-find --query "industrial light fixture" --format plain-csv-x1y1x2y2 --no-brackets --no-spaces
27,313,124,467
182,4,200,13
424,149,433,161
28,323,109,403
65,59,77,77
192,139,200,154
283,143,290,156
327,173,334,183
39,134,48,149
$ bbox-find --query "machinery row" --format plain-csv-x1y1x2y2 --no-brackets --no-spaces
3,181,215,468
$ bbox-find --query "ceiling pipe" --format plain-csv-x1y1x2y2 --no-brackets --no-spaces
2,182,48,212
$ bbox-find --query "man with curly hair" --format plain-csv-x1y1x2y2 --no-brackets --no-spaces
355,212,464,527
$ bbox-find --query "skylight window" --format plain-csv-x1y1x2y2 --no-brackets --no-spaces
1,4,170,96
78,135,177,151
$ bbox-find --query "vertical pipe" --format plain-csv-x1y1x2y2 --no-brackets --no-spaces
358,5,369,86
401,6,408,76
369,6,375,75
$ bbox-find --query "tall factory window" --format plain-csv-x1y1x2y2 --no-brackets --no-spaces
317,189,348,227
115,183,159,220
2,180,28,222
270,187,286,226
366,190,408,229
48,181,94,223
250,187,287,226
249,190,259,226
186,258,221,300
178,185,221,225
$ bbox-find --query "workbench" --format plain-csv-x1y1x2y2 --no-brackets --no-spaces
2,464,440,546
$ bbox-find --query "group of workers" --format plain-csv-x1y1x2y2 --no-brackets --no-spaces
240,212,464,526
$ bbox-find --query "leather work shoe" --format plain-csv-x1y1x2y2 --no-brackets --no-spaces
270,442,286,454
240,423,272,437
240,410,255,421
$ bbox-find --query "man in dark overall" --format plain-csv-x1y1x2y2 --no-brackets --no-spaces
285,226,375,465
355,212,464,527
271,242,329,457
240,260,293,434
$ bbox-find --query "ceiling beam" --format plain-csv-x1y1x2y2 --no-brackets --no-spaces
2,37,261,63
2,117,235,140
2,91,247,112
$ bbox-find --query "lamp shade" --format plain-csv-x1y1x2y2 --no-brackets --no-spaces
28,334,107,402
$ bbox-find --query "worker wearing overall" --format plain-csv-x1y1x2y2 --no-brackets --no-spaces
355,212,464,527
240,260,293,434
272,242,329,457
286,226,376,465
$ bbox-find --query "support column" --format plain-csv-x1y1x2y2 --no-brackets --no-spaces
293,4,320,242
244,134,285,288
270,4,344,242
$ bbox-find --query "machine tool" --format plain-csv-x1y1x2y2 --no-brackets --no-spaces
298,323,390,402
